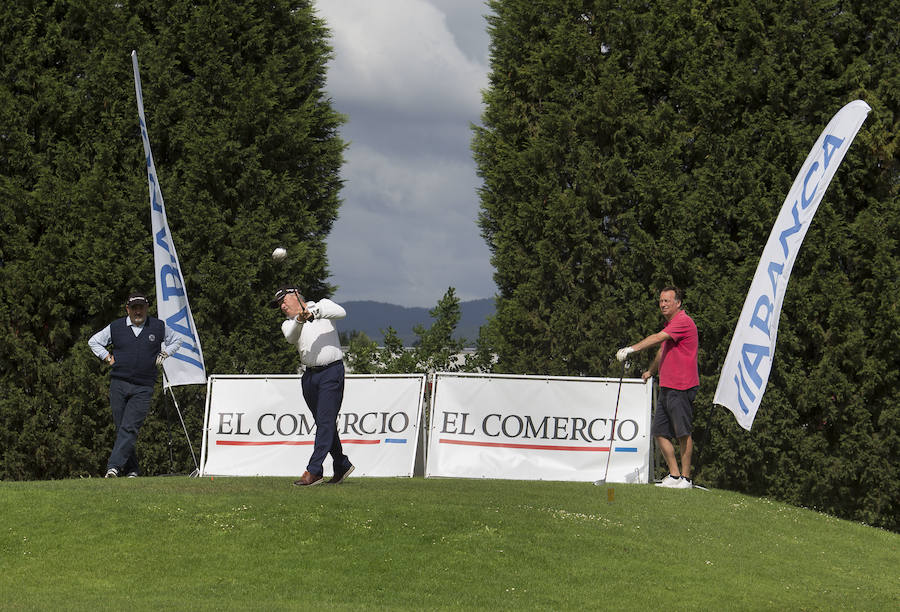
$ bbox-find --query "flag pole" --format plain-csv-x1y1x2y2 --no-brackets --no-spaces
162,368,200,477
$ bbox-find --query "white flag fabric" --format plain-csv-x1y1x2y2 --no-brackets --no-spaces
131,50,207,387
714,100,870,430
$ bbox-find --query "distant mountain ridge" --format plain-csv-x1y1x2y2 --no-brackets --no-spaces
340,299,495,346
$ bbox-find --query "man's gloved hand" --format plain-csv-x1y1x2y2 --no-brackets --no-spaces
616,347,634,362
156,351,169,368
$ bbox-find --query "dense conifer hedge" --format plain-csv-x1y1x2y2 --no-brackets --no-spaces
1,1,344,479
473,0,898,530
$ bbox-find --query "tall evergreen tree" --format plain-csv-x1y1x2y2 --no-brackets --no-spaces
0,1,345,478
474,0,898,529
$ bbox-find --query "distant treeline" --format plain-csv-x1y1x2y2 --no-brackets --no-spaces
340,299,494,346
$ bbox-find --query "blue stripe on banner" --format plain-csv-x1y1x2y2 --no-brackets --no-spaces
614,448,638,453
385,438,407,444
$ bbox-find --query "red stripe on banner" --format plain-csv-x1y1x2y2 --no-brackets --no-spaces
216,440,313,446
439,438,609,452
216,439,382,446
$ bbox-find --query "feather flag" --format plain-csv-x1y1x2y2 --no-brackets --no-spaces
131,50,207,387
714,100,870,430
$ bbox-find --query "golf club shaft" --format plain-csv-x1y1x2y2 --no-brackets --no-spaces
600,361,626,483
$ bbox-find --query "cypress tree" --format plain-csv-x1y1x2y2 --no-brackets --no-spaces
0,0,345,478
474,0,898,529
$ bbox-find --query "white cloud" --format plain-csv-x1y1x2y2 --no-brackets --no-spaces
314,0,496,307
328,141,490,305
316,0,487,117
343,144,474,213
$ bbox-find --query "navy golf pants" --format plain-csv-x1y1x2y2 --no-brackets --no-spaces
301,361,352,477
108,378,153,475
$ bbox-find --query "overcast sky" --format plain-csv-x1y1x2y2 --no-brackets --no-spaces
312,0,496,307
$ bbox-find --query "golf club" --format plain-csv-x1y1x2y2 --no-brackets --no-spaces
594,360,627,486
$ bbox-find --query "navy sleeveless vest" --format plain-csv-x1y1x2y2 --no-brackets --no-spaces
109,317,165,386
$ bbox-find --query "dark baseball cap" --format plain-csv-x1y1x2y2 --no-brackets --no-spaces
126,292,149,307
271,286,302,308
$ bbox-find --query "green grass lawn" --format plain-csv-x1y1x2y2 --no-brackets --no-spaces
1,477,897,610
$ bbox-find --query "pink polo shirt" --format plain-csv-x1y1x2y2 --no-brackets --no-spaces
659,310,699,390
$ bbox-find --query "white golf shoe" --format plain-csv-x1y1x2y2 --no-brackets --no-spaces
655,474,681,488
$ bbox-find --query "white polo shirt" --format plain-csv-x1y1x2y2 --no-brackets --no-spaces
281,299,346,367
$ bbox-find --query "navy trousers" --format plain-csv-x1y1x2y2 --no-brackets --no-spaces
301,361,351,476
108,378,153,475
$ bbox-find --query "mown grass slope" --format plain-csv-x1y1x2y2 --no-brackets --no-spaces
2,477,897,610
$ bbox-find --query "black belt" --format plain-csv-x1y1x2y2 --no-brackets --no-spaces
305,360,342,373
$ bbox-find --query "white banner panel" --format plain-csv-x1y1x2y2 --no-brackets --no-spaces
426,373,652,483
200,374,425,477
714,99,870,430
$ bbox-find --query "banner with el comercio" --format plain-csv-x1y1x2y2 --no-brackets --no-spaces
426,372,652,483
200,374,425,477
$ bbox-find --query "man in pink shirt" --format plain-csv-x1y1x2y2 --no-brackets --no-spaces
616,286,699,489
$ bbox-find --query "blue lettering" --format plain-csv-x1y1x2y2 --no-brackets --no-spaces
149,174,162,212
778,201,802,258
166,306,195,339
822,133,844,169
155,227,170,253
156,225,177,264
767,260,783,300
172,351,204,370
733,371,751,415
155,228,177,264
159,265,184,300
749,295,773,337
801,161,820,209
737,362,756,403
741,342,770,388
178,340,201,358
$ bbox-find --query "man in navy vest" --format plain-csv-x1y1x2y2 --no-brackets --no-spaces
89,292,183,477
